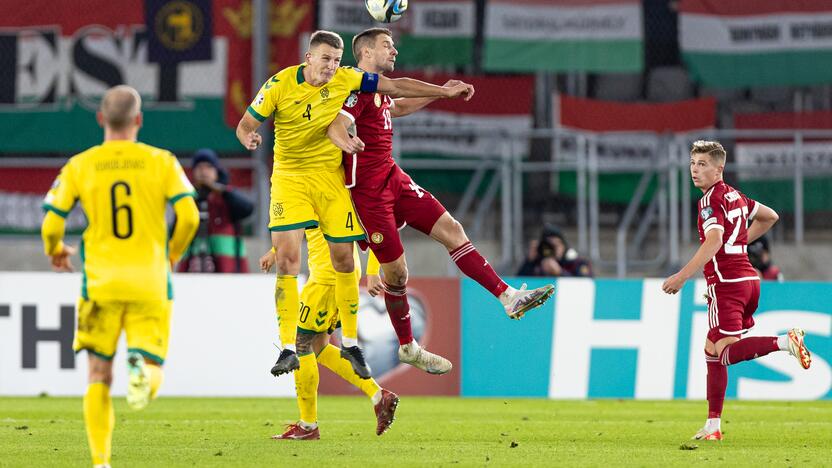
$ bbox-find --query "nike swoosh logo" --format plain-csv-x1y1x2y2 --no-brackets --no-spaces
295,100,302,104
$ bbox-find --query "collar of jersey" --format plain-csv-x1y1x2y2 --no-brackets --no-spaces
297,65,305,85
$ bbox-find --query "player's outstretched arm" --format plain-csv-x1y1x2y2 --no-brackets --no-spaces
41,211,75,272
391,80,465,118
377,75,474,101
326,113,365,154
236,112,263,150
662,228,723,294
747,203,778,244
168,197,199,265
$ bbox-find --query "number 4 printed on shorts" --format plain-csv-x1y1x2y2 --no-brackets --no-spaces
409,181,424,198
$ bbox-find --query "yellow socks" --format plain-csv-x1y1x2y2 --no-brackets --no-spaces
317,344,380,398
335,271,359,346
296,353,319,424
83,382,114,466
147,364,163,400
276,275,300,349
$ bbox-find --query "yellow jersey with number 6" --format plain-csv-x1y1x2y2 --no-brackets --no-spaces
43,141,195,301
247,64,379,174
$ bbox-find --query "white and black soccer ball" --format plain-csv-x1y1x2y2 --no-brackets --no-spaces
365,0,408,23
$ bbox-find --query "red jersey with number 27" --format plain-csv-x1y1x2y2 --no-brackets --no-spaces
697,180,760,285
339,91,395,189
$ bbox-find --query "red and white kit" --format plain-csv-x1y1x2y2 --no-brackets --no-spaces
339,91,446,263
697,180,761,342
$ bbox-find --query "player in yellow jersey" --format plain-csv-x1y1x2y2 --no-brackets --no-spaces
236,30,474,379
260,230,398,439
41,85,199,468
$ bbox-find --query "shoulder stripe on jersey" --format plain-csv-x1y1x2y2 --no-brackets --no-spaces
749,201,760,220
42,203,70,218
169,191,196,204
705,186,715,205
360,73,379,93
247,106,267,122
338,109,356,123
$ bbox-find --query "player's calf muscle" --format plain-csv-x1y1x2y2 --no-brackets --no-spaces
297,333,317,355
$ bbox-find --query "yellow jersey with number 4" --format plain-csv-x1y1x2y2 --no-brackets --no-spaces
247,64,379,174
43,141,195,301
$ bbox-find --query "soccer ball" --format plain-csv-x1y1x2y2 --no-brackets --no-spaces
365,0,408,23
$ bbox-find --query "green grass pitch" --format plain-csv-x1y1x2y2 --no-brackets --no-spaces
1,397,830,466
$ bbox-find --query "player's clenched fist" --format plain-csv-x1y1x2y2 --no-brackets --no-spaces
242,131,262,150
443,81,475,101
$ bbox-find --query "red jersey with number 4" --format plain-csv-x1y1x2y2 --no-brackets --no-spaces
340,91,395,189
697,180,761,285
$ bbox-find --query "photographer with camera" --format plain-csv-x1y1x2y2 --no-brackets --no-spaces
517,225,592,277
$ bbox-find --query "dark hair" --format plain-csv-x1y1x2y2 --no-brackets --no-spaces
309,30,344,50
351,28,393,62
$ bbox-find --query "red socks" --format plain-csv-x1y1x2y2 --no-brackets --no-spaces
383,282,413,346
449,241,508,297
705,353,726,418
719,337,779,365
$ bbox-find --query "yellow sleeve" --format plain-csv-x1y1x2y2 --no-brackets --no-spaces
247,74,279,122
41,211,66,256
365,249,380,276
169,196,199,263
340,66,378,93
165,154,196,202
42,162,78,219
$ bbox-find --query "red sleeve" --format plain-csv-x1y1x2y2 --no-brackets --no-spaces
340,91,367,123
701,193,726,234
743,193,759,219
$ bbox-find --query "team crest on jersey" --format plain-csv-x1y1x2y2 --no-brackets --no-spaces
255,92,265,106
371,232,384,244
374,93,381,107
345,93,359,108
273,202,284,217
700,206,713,220
320,87,330,100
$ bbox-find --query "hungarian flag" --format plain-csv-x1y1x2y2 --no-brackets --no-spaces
680,0,832,88
484,0,644,73
318,0,476,67
218,0,314,127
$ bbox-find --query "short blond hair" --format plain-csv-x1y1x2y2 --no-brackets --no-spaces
690,140,726,165
309,30,343,50
100,85,141,131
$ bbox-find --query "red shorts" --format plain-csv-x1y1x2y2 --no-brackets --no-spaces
705,280,760,342
351,165,446,263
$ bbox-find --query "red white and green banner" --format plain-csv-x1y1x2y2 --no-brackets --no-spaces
395,73,534,156
484,0,643,73
735,111,832,181
318,0,475,67
0,0,313,153
679,0,832,88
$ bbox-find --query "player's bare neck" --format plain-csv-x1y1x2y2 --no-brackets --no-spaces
303,67,325,87
104,128,138,143
357,61,383,75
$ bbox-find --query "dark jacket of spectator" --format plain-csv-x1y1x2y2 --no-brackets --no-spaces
517,225,592,277
748,236,783,282
177,149,254,273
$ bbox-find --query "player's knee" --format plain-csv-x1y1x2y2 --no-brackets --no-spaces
384,260,408,286
88,367,113,386
330,253,355,273
434,215,468,249
276,253,301,274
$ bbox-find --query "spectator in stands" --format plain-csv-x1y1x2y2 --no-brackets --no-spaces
177,149,254,273
517,225,592,277
748,235,783,281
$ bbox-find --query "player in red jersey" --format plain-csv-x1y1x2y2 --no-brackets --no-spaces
662,140,812,441
326,28,555,374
